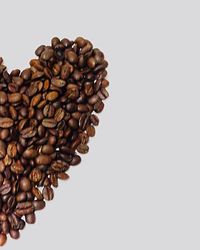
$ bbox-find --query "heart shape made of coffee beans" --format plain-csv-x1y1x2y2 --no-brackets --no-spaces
0,37,109,246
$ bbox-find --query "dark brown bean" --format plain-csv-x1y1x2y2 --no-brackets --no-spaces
77,144,89,154
42,118,57,128
10,230,20,240
33,200,46,211
29,168,42,182
23,148,38,159
70,155,81,166
0,234,7,246
0,91,7,104
0,118,14,128
0,140,6,159
46,91,59,101
42,186,54,201
25,213,36,224
51,78,66,88
19,177,31,192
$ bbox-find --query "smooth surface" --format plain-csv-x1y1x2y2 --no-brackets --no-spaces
1,0,200,249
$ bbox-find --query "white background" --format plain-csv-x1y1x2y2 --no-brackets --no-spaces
1,0,200,249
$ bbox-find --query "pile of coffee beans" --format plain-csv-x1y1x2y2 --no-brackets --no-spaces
0,37,109,246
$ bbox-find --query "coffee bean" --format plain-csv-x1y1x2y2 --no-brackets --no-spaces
0,118,14,128
88,95,99,105
41,145,54,155
33,200,46,211
87,57,96,68
66,51,78,64
16,192,27,203
25,213,36,224
2,221,9,234
30,93,42,107
75,37,86,47
8,93,22,103
20,127,37,138
11,160,24,174
21,68,31,80
0,182,11,195
42,186,54,201
77,144,89,154
15,202,34,216
10,229,20,239
57,172,70,180
90,114,99,126
86,125,95,137
35,45,45,56
51,78,66,88
29,168,42,182
61,64,70,79
0,91,7,104
23,148,38,159
51,160,69,172
0,234,7,246
46,91,59,101
42,118,57,128
0,140,6,159
7,143,17,158
19,177,31,192
41,48,54,61
70,155,81,166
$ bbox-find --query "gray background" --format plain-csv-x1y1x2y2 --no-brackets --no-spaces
1,0,200,249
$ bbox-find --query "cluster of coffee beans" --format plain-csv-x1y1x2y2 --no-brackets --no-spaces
0,37,109,246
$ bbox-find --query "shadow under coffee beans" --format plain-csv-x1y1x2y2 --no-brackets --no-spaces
0,36,109,246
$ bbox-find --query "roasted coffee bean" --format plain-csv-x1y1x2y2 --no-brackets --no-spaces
0,233,7,246
35,155,51,165
32,187,43,201
23,148,38,159
51,78,66,88
51,160,69,172
46,91,59,101
0,118,14,128
8,93,22,103
10,229,20,240
66,51,78,64
41,145,54,155
16,192,27,203
19,177,31,192
70,155,81,166
2,221,9,234
21,68,31,80
0,140,6,159
86,125,96,137
29,168,42,182
7,143,17,158
42,118,57,128
90,114,99,126
54,108,65,122
42,186,54,201
0,91,7,104
77,143,89,154
41,48,54,61
57,172,70,180
11,160,24,174
15,202,34,216
33,200,45,211
25,213,36,224
0,183,11,195
20,127,37,138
